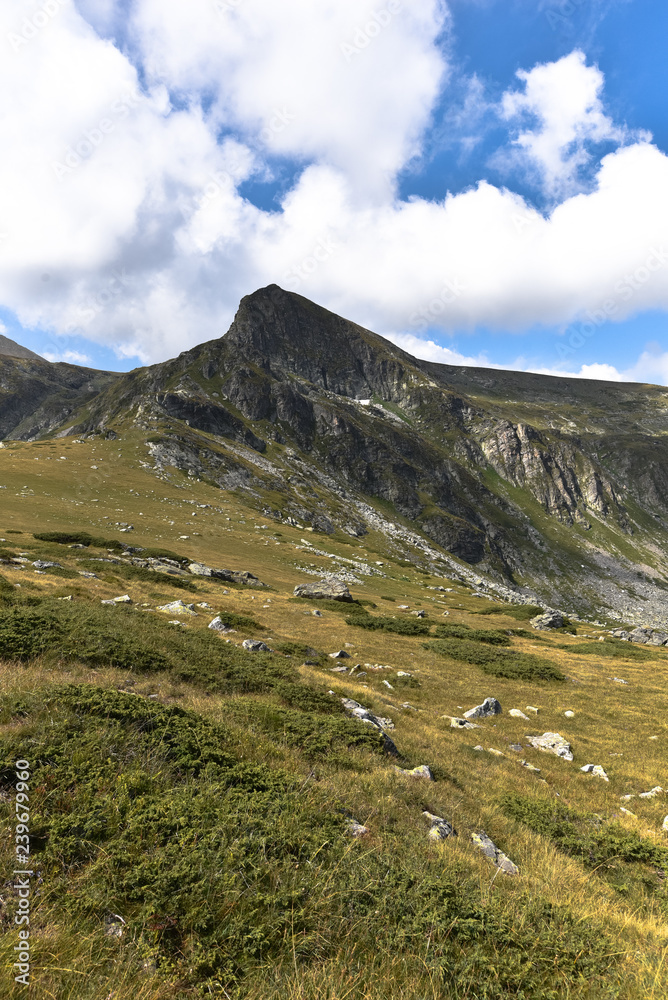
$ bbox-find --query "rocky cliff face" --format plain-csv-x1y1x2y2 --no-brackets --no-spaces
1,284,667,620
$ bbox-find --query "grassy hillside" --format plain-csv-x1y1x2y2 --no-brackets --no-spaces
1,437,668,998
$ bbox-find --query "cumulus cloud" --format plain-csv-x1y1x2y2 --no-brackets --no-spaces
0,2,666,375
496,50,631,197
41,348,93,365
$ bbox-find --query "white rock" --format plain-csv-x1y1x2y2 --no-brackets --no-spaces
345,819,369,837
394,764,434,780
464,697,502,719
581,764,609,781
156,600,197,616
662,816,668,833
208,616,231,632
471,831,518,875
509,709,529,720
101,594,132,605
488,748,505,757
443,715,480,730
526,732,573,761
525,706,539,714
564,710,575,718
329,650,351,659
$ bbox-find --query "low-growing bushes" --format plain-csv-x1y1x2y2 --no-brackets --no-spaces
78,559,198,592
345,615,430,636
425,638,565,682
474,604,544,621
502,792,668,897
562,640,662,660
0,599,285,693
0,685,622,997
33,530,125,550
432,623,510,645
288,597,369,615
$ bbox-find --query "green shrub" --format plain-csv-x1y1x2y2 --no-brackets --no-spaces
79,559,198,592
380,594,396,601
425,639,565,682
0,686,622,996
33,531,124,550
274,641,323,661
502,793,668,895
0,599,283,693
562,640,662,660
474,604,544,620
0,573,13,595
288,597,369,615
432,624,510,645
345,615,430,636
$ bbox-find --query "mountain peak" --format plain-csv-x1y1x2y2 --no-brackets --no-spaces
0,333,43,361
223,284,414,397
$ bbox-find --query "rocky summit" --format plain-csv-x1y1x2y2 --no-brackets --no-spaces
2,283,668,628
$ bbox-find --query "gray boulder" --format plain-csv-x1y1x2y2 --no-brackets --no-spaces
242,639,272,652
464,697,502,720
471,831,519,875
526,732,573,761
423,811,456,840
394,764,434,781
530,610,564,630
293,579,353,602
208,616,231,633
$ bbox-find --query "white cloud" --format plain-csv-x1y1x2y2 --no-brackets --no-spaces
41,348,93,365
0,5,666,374
497,50,629,197
130,0,450,197
0,321,7,335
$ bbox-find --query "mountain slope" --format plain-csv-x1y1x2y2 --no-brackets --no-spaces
0,333,42,360
1,284,667,623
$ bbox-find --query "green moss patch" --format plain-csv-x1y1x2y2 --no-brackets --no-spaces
432,624,511,645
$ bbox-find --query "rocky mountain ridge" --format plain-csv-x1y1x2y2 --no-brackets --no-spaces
1,284,667,624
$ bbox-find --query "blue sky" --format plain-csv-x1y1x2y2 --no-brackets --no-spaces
0,0,666,382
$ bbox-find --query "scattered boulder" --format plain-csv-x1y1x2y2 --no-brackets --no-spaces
188,562,265,587
471,831,518,875
526,732,573,761
208,616,231,633
341,698,394,731
329,649,351,659
101,594,132,606
564,710,575,718
530,610,564,630
525,706,539,714
488,748,505,757
610,627,668,646
639,786,664,799
520,760,541,773
411,610,426,618
394,764,434,781
443,715,480,730
464,697,502,720
293,579,353,602
509,709,529,720
423,811,456,841
156,600,197,616
242,639,272,652
345,819,369,837
32,560,61,569
662,816,668,833
581,764,609,781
